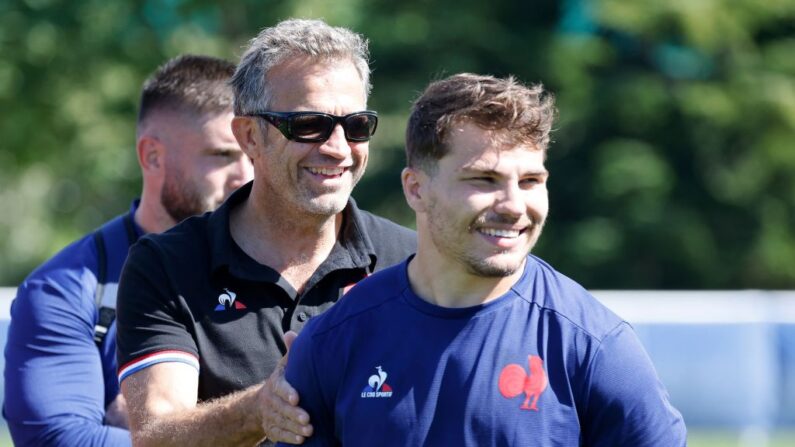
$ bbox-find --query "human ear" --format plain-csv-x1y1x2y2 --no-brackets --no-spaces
401,167,428,213
136,135,164,173
231,116,263,160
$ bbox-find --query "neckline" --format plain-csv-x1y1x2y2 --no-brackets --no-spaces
398,256,534,319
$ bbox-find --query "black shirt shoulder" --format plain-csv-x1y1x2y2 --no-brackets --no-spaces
135,212,211,260
354,209,416,273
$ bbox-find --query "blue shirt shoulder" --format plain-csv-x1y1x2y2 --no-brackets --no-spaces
300,261,408,339
3,208,138,446
283,255,686,447
520,254,625,342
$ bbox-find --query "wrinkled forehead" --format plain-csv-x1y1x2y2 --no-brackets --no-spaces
267,57,367,109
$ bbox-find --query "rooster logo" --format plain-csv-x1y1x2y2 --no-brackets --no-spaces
368,366,388,391
498,355,548,411
214,288,247,311
361,366,393,398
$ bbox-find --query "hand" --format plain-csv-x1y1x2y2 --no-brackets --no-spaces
104,393,130,429
259,331,313,444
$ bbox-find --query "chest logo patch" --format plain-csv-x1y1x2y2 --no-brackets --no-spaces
214,288,247,311
361,366,393,398
498,355,548,411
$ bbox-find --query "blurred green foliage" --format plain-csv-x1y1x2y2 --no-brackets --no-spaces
0,0,793,288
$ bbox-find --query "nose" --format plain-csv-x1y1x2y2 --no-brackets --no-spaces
317,123,352,160
228,155,254,189
493,183,525,218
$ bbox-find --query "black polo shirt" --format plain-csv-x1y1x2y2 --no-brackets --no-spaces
116,182,416,401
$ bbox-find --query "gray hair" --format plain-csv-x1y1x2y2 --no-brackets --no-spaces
231,18,371,115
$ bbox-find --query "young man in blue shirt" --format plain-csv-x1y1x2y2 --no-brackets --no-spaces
3,55,254,446
281,73,687,446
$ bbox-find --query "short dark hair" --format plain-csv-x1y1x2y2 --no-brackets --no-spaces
406,73,556,172
138,54,236,125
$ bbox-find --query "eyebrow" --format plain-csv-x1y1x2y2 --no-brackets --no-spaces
204,146,243,154
460,167,549,177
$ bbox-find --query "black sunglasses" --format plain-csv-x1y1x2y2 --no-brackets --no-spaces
248,110,378,143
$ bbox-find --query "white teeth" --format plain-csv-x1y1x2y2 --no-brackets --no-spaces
308,167,344,176
479,228,520,238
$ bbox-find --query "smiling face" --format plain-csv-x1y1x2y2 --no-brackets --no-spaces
411,121,549,277
251,57,369,217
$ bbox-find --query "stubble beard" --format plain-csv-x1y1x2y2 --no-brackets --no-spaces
428,206,545,278
296,189,351,216
465,221,543,277
161,171,215,224
293,164,365,217
470,224,543,277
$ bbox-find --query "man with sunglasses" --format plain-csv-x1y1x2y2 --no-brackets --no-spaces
114,19,415,446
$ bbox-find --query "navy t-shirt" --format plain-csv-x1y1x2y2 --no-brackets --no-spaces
280,255,686,446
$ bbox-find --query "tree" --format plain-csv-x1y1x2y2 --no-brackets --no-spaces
1,0,793,288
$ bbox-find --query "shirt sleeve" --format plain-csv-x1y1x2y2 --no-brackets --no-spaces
115,239,200,383
580,322,687,446
3,266,132,446
276,322,338,447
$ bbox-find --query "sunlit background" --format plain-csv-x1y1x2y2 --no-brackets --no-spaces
1,0,794,445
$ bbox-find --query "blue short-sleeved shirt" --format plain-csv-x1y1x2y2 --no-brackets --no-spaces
281,255,686,446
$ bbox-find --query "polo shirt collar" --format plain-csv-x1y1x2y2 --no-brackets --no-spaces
207,181,378,282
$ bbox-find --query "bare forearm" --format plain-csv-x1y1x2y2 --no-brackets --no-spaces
122,335,311,446
131,385,266,447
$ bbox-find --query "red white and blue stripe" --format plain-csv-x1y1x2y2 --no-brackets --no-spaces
118,350,200,383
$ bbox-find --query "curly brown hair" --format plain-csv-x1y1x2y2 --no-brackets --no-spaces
406,73,556,172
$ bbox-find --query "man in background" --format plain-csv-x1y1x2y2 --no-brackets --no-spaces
3,54,253,446
280,73,686,446
115,19,415,446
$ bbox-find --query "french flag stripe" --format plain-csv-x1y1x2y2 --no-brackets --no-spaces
118,350,200,383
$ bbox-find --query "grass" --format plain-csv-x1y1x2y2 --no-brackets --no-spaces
689,430,795,447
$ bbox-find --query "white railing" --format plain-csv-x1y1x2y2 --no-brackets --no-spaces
592,290,795,324
0,288,11,320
